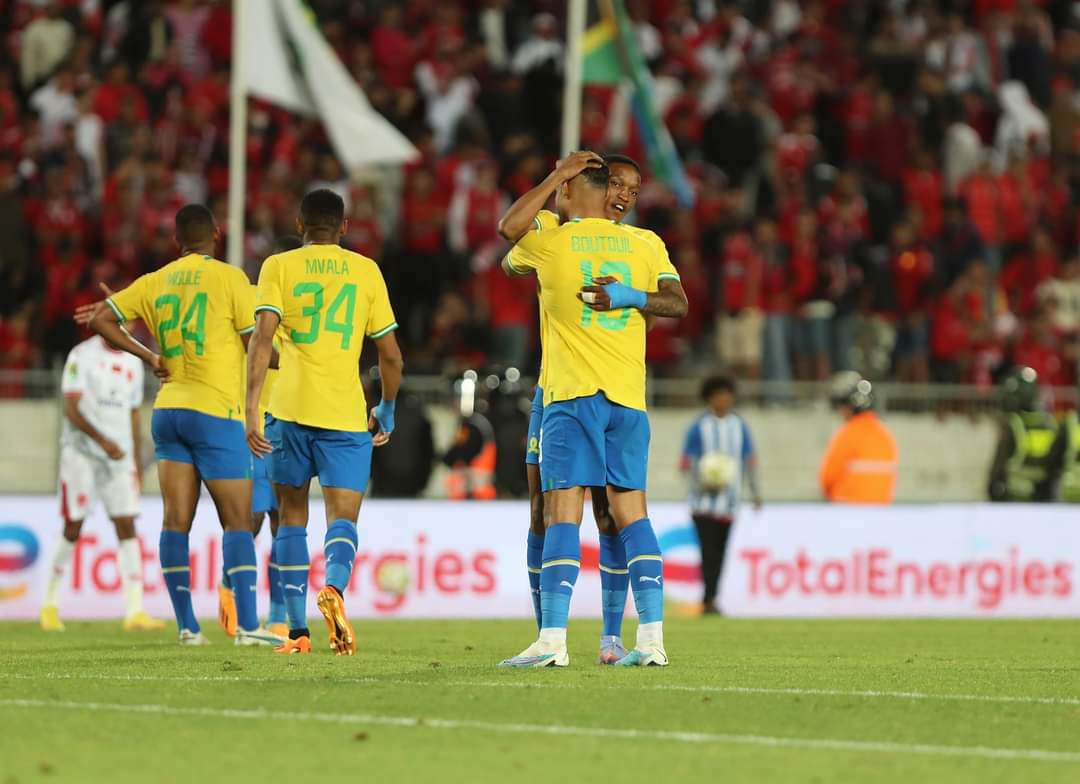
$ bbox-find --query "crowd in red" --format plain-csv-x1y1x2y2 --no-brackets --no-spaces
1,0,1080,395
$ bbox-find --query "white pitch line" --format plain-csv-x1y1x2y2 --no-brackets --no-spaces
4,671,1080,708
3,697,1079,764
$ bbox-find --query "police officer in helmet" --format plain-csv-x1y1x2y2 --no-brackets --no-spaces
988,367,1058,502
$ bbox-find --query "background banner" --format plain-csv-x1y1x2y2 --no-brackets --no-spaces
2,498,1078,620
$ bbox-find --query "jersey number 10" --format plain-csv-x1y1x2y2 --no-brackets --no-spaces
580,260,631,331
291,282,358,349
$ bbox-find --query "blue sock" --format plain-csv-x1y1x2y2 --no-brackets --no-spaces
599,533,629,638
276,525,309,632
220,564,232,591
267,532,286,625
620,518,664,625
159,530,199,633
539,523,580,631
324,519,358,594
527,531,544,630
222,531,259,631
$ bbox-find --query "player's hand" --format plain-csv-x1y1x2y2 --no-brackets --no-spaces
554,150,604,183
370,399,396,447
100,438,126,460
246,412,272,457
579,276,647,311
149,354,169,381
73,283,116,326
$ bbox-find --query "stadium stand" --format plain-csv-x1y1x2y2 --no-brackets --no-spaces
0,0,1078,394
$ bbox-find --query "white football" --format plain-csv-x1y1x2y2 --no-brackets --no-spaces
698,452,738,491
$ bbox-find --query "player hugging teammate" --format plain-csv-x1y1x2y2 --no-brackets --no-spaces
497,152,688,668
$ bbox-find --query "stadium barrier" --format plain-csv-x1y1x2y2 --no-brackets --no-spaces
1,498,1078,620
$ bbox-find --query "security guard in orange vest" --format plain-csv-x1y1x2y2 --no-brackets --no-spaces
988,367,1058,502
819,372,899,504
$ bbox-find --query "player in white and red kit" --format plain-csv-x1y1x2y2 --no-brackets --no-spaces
39,334,165,631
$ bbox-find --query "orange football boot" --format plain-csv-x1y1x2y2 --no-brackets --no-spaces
273,635,311,655
316,587,356,656
217,584,237,637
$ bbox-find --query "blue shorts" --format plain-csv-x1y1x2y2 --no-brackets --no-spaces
539,393,649,491
151,409,252,481
265,416,372,493
525,386,543,466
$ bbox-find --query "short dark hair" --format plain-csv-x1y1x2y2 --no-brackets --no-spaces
578,161,610,190
300,188,345,231
603,153,640,173
174,204,216,246
701,374,736,401
273,234,303,253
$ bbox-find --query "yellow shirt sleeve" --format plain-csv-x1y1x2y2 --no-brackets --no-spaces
506,227,550,274
105,273,151,324
535,209,560,232
643,230,680,287
233,272,256,335
255,254,283,321
366,266,398,339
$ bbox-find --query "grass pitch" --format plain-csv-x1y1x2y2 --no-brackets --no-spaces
2,617,1079,783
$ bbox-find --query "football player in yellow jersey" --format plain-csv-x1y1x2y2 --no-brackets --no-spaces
91,204,282,647
497,152,663,664
246,190,403,656
497,161,687,668
218,235,302,641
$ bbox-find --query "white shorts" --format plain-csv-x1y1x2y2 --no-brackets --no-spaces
59,447,140,521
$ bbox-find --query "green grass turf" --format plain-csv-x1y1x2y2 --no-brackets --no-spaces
2,618,1080,784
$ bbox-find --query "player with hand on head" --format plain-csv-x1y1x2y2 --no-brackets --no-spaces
498,160,688,668
247,189,403,656
91,204,280,647
218,235,303,640
497,151,660,664
40,330,164,632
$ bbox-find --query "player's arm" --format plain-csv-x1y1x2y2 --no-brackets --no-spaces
501,222,551,278
369,332,404,447
497,151,603,243
92,295,168,380
366,269,404,447
580,276,689,318
63,394,125,459
581,236,688,317
245,310,278,456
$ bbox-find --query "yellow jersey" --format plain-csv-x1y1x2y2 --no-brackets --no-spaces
106,253,254,419
255,244,397,432
526,211,672,397
507,217,679,411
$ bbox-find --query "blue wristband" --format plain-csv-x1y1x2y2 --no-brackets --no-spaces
602,281,648,310
373,399,396,435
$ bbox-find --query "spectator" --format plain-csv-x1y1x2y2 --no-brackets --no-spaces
30,69,78,147
889,219,934,383
20,1,75,91
758,217,793,385
447,159,507,257
511,13,563,76
716,223,764,379
1036,255,1080,338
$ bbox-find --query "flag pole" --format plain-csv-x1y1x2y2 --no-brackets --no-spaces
227,0,248,268
560,0,587,157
